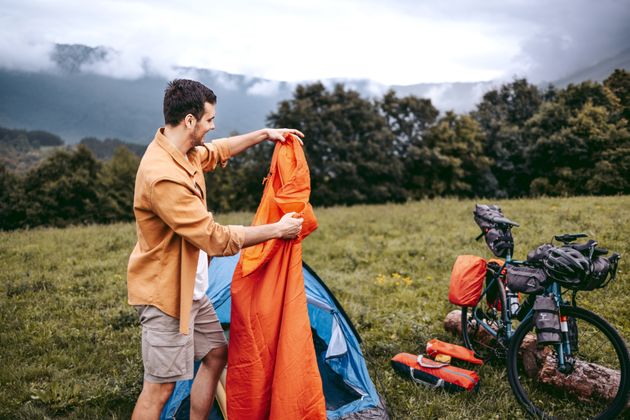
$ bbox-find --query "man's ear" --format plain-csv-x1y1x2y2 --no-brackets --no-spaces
185,114,196,129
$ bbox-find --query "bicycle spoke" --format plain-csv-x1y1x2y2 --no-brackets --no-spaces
507,306,629,419
461,279,507,362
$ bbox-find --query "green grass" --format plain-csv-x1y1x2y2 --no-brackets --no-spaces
1,196,629,419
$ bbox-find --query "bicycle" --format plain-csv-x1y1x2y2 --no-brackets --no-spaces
458,205,629,419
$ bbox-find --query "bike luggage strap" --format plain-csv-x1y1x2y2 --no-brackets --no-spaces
406,355,448,388
416,355,449,368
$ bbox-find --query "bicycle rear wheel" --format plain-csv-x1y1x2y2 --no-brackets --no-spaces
507,305,630,419
461,277,507,361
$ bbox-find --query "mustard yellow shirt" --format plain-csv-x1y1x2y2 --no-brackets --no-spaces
127,128,245,334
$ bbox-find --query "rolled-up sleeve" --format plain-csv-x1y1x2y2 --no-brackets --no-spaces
225,224,246,255
150,179,244,256
197,139,231,172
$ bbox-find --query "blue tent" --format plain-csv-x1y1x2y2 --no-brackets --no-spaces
161,253,387,419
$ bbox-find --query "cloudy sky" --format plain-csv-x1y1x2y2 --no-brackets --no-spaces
1,0,629,85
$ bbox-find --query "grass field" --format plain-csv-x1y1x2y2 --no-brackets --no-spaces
1,196,629,419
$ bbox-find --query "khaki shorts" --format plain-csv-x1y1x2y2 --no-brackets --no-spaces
135,296,227,384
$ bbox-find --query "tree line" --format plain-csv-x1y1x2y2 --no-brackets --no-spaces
0,69,628,230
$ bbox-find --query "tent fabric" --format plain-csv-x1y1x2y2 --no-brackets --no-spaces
227,135,325,419
160,254,387,420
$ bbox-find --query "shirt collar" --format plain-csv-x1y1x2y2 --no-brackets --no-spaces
154,128,197,176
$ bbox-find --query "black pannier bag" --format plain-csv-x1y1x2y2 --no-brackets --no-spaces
533,295,561,345
579,254,620,291
484,228,514,259
526,243,554,265
473,204,515,258
473,204,504,230
506,265,547,294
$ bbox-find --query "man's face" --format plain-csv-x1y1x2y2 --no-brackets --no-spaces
191,102,216,147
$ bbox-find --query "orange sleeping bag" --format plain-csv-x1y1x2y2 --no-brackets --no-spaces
226,134,326,420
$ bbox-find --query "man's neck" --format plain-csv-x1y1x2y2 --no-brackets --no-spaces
162,125,193,155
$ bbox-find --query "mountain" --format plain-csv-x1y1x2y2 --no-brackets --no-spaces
0,44,298,143
551,47,630,87
0,126,65,172
0,68,299,144
0,44,627,145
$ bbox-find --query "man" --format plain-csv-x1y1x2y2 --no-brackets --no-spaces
127,79,304,420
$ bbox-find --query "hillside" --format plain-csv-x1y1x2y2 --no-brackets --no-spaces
553,47,630,87
2,43,627,145
0,126,65,172
0,67,286,144
0,196,628,418
0,125,145,172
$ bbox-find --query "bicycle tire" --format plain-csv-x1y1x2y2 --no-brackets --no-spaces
461,278,507,361
507,305,630,419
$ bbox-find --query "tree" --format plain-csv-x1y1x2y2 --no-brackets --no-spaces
472,78,543,197
378,90,439,156
415,112,493,197
205,140,273,213
27,130,64,147
22,145,104,227
529,101,630,196
561,81,621,117
604,69,630,123
80,136,146,159
99,146,140,221
268,83,406,206
0,164,26,230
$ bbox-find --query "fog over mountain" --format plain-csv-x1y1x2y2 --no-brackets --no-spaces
0,43,628,144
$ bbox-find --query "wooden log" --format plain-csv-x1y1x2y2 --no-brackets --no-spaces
536,349,621,402
444,309,495,345
518,332,542,379
444,309,625,405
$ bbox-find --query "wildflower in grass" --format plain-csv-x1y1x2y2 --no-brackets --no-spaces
375,274,386,286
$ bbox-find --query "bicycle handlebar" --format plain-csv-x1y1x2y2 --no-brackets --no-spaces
554,233,588,243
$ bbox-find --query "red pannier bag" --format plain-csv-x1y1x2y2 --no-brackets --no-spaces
426,339,483,365
391,353,480,392
448,255,487,307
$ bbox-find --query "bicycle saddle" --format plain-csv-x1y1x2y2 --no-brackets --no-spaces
474,204,520,227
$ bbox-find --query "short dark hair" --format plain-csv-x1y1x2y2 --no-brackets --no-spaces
163,79,217,126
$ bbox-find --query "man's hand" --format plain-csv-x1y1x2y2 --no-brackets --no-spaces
264,128,304,146
275,212,304,239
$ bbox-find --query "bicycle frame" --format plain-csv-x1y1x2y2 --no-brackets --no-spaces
472,253,574,370
471,251,522,340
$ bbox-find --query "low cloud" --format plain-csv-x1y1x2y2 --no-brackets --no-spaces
214,72,240,91
0,37,56,73
246,80,281,96
1,0,629,85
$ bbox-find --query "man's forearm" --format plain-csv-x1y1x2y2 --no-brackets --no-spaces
241,223,281,248
222,130,268,157
215,128,303,158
